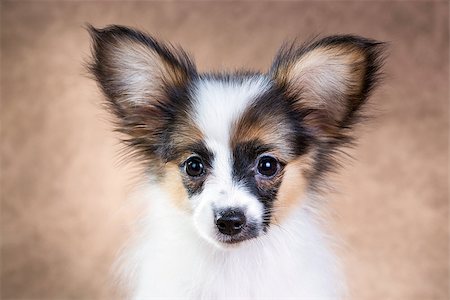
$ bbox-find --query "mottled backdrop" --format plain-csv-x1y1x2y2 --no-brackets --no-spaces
1,1,448,300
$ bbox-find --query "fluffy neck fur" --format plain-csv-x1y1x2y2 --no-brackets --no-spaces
119,182,345,300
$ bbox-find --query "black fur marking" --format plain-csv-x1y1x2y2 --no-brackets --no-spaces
232,140,273,180
232,140,285,228
176,141,214,168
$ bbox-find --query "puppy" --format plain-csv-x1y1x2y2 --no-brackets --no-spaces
88,25,384,299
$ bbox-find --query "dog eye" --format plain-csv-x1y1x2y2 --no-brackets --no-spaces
257,156,279,177
185,157,205,177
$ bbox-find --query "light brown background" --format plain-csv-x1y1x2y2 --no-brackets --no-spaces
1,1,448,299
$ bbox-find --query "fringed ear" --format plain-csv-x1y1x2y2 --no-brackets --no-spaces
88,25,196,110
270,35,385,139
87,25,197,160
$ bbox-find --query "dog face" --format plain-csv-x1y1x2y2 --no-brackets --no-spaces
89,25,384,247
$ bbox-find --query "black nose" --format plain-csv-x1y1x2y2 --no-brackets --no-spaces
215,209,246,236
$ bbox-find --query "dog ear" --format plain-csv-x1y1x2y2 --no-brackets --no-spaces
87,25,197,159
270,35,385,139
88,25,196,111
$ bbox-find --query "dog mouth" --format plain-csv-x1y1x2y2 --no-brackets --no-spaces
219,235,257,245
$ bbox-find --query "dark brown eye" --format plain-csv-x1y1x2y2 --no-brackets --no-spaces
257,156,279,177
185,157,205,177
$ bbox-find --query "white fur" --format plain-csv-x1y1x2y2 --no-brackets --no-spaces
121,185,345,299
192,77,269,145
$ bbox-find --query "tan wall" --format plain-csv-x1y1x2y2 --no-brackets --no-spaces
2,1,448,299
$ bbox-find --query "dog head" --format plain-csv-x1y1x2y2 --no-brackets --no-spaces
88,25,384,247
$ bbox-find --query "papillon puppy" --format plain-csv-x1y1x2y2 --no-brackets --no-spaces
88,25,384,299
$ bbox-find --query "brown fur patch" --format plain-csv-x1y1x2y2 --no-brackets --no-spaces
171,123,205,156
272,154,315,223
161,163,191,212
231,110,297,162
